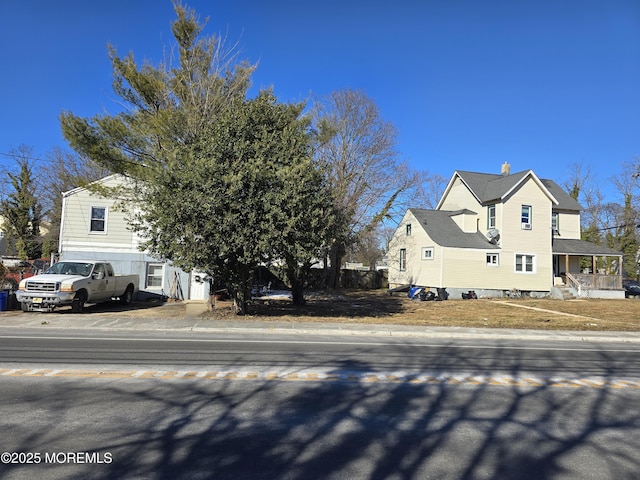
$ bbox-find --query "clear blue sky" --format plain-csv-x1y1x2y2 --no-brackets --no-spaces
1,0,638,203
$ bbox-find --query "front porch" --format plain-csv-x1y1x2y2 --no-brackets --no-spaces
552,238,624,299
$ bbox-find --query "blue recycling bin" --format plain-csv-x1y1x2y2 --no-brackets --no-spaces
0,290,8,311
408,286,423,299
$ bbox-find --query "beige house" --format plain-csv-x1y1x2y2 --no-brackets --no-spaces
59,174,209,300
388,164,624,299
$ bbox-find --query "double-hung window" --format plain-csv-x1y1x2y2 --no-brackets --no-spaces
515,254,535,273
521,205,532,229
146,263,164,288
90,206,107,233
487,204,496,229
552,212,559,235
399,249,407,271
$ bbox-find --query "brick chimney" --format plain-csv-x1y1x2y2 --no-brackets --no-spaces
501,162,511,176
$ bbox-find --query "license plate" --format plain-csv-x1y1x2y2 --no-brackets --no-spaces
32,298,43,304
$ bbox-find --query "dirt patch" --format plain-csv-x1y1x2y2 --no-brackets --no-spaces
200,290,640,332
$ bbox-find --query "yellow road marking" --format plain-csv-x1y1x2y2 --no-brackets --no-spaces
1,368,638,388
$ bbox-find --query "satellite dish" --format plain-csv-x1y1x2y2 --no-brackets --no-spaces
487,229,500,244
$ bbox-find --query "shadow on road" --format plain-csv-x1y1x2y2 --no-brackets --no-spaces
2,345,639,479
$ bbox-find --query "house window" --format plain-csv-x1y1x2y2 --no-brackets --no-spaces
552,212,559,235
521,205,532,229
515,254,535,273
486,253,499,266
399,249,407,271
146,263,164,288
422,247,434,260
406,224,412,236
90,206,107,233
487,204,496,229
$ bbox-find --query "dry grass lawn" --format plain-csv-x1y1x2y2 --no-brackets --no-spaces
205,290,640,332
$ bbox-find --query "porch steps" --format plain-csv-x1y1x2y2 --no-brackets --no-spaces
557,286,576,300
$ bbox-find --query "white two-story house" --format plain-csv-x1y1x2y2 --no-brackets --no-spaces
388,164,624,299
58,174,209,301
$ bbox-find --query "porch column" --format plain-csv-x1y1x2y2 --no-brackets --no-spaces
565,255,569,275
618,255,623,288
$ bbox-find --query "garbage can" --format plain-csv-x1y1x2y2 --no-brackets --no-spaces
0,290,8,311
7,291,18,310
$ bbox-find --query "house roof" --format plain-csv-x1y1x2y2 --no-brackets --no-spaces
437,169,582,212
409,208,500,250
540,179,583,211
552,238,622,256
62,174,126,198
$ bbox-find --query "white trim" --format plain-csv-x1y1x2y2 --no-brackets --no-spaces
486,253,499,266
145,262,164,289
502,171,558,205
436,171,482,209
89,205,108,234
421,247,434,260
62,174,123,198
515,253,536,274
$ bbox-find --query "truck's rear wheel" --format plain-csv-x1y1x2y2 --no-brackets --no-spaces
71,291,87,313
120,285,134,305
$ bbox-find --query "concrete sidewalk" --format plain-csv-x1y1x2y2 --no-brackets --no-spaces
1,299,640,344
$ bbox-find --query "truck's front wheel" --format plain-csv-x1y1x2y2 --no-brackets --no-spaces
71,291,87,313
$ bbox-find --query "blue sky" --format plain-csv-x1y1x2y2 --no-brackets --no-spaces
1,0,638,204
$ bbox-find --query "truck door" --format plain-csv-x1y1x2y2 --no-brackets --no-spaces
90,263,112,302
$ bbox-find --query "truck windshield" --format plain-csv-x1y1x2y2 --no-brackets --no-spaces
45,262,93,277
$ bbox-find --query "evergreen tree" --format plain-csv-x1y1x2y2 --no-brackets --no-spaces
131,92,333,312
1,158,42,260
618,194,639,279
60,2,254,180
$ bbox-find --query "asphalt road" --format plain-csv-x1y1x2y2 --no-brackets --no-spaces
1,330,640,380
1,328,640,479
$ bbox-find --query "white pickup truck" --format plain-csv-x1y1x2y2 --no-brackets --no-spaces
16,261,139,313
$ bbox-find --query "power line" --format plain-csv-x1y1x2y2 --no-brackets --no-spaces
597,224,640,231
0,152,49,163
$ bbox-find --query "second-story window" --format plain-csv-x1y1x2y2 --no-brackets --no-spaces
521,205,532,229
90,206,106,233
399,249,407,271
406,223,412,236
487,204,496,229
552,212,559,235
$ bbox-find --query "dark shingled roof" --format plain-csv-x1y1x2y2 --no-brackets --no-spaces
540,179,582,211
455,170,582,211
553,238,622,256
410,208,500,250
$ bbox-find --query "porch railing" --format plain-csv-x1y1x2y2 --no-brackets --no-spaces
565,272,623,292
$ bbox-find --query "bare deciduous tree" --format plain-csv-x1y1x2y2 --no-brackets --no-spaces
312,88,428,287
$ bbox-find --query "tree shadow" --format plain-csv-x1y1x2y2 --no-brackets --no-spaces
1,345,639,479
218,291,408,319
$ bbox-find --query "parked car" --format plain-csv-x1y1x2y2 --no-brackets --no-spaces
623,279,640,298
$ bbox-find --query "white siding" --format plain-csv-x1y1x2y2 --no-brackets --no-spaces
59,175,138,255
388,211,443,288
495,178,553,291
58,175,208,300
439,177,482,211
555,211,581,239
